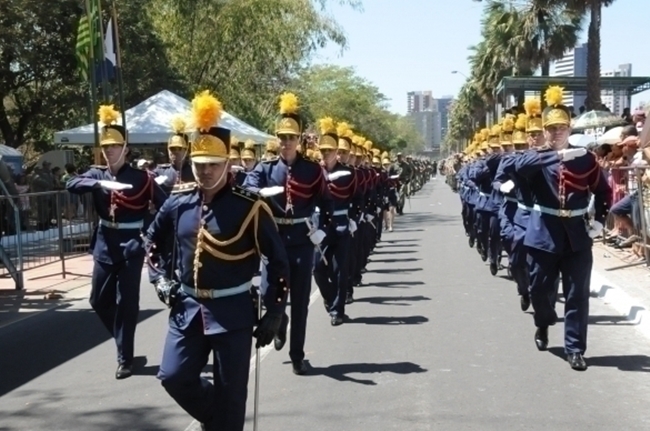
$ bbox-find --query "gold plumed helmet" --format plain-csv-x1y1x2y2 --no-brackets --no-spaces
276,92,301,135
381,151,391,165
489,124,502,147
318,117,338,151
190,90,229,163
264,138,280,158
500,114,515,145
513,113,528,145
363,140,373,157
542,86,570,127
229,135,242,160
168,115,189,149
524,98,543,132
241,139,256,160
98,105,126,146
337,121,353,152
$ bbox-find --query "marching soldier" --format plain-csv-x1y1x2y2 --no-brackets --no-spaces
66,104,166,379
154,116,194,195
229,136,247,185
382,151,399,232
513,86,611,370
241,139,259,173
243,92,333,375
314,117,355,326
145,90,289,431
263,138,280,161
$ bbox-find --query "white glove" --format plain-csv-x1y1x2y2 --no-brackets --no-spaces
389,174,400,180
558,148,587,161
309,229,326,245
631,159,648,167
588,220,604,239
98,180,133,191
365,214,374,222
231,165,245,172
327,171,351,181
154,175,168,185
349,219,357,234
259,186,284,197
499,180,515,193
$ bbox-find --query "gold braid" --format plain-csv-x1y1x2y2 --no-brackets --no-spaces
193,200,276,293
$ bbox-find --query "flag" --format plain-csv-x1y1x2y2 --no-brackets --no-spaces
94,17,116,83
75,0,101,82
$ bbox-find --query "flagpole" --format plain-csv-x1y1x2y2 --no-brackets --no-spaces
95,0,110,103
110,0,127,133
84,0,101,165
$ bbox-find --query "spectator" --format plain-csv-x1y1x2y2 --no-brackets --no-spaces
0,156,19,237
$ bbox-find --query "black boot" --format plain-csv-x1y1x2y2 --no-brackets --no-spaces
534,327,548,351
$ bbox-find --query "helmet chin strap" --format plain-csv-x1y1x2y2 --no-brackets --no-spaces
103,144,128,176
192,160,229,191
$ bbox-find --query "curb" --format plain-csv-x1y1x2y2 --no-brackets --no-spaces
590,269,650,339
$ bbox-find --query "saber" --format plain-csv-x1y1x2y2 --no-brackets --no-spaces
253,287,262,431
305,219,328,265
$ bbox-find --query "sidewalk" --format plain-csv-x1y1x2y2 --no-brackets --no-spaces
591,242,650,339
0,255,95,329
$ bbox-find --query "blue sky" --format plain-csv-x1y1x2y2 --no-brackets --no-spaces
314,0,645,115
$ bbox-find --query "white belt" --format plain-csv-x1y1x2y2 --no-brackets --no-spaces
332,209,349,216
99,219,144,229
273,217,308,225
519,203,588,218
479,192,488,197
181,281,252,299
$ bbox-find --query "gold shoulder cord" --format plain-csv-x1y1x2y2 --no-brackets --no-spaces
193,200,276,294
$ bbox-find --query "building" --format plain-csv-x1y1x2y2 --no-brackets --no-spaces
601,63,632,115
432,96,453,146
407,91,433,114
410,111,439,151
552,42,588,109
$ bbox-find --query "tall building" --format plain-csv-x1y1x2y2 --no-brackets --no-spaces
410,111,439,151
552,42,588,109
432,96,453,146
601,63,632,115
407,91,433,113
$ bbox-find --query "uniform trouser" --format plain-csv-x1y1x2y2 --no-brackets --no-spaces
158,322,252,431
314,234,351,316
527,247,592,354
363,216,376,257
475,210,490,255
277,243,315,362
348,227,360,295
90,256,143,365
508,224,530,297
488,212,502,265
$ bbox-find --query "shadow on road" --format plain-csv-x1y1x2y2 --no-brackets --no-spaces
303,361,427,385
346,315,429,325
352,295,431,306
0,307,162,397
370,281,425,288
548,347,650,372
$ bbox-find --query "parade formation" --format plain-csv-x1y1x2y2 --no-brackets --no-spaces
64,90,434,430
441,86,611,372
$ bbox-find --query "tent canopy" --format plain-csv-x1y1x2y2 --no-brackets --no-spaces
53,90,275,146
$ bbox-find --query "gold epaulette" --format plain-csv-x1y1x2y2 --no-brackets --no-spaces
232,185,259,202
172,182,198,194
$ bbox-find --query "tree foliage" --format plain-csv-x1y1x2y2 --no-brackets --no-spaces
286,64,424,153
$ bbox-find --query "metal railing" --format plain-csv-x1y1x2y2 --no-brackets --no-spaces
0,190,97,289
601,165,650,271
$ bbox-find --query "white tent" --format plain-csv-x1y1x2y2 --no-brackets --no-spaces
53,90,275,145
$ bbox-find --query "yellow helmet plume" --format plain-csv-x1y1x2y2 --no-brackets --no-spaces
244,139,255,150
319,117,336,135
524,98,541,117
98,105,120,126
364,140,373,151
279,92,299,114
544,86,564,107
502,115,515,132
480,128,490,141
336,121,351,137
170,115,186,134
515,113,527,130
191,90,223,132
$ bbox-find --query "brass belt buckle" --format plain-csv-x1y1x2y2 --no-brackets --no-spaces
559,209,571,218
197,289,211,299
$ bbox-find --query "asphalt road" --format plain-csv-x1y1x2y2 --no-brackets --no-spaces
2,178,650,431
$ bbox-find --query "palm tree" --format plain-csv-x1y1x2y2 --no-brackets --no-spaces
563,0,617,110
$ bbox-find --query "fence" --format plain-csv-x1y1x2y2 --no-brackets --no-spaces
601,165,650,271
0,190,96,289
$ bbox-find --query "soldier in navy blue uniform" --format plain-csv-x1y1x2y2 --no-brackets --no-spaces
241,139,259,173
513,86,611,371
66,104,166,379
229,136,248,186
313,118,355,326
154,116,194,194
263,138,280,162
243,92,333,375
145,90,289,431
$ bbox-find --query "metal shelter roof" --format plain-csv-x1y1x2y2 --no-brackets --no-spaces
495,76,650,99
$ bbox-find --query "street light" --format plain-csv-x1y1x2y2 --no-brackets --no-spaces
451,70,469,79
